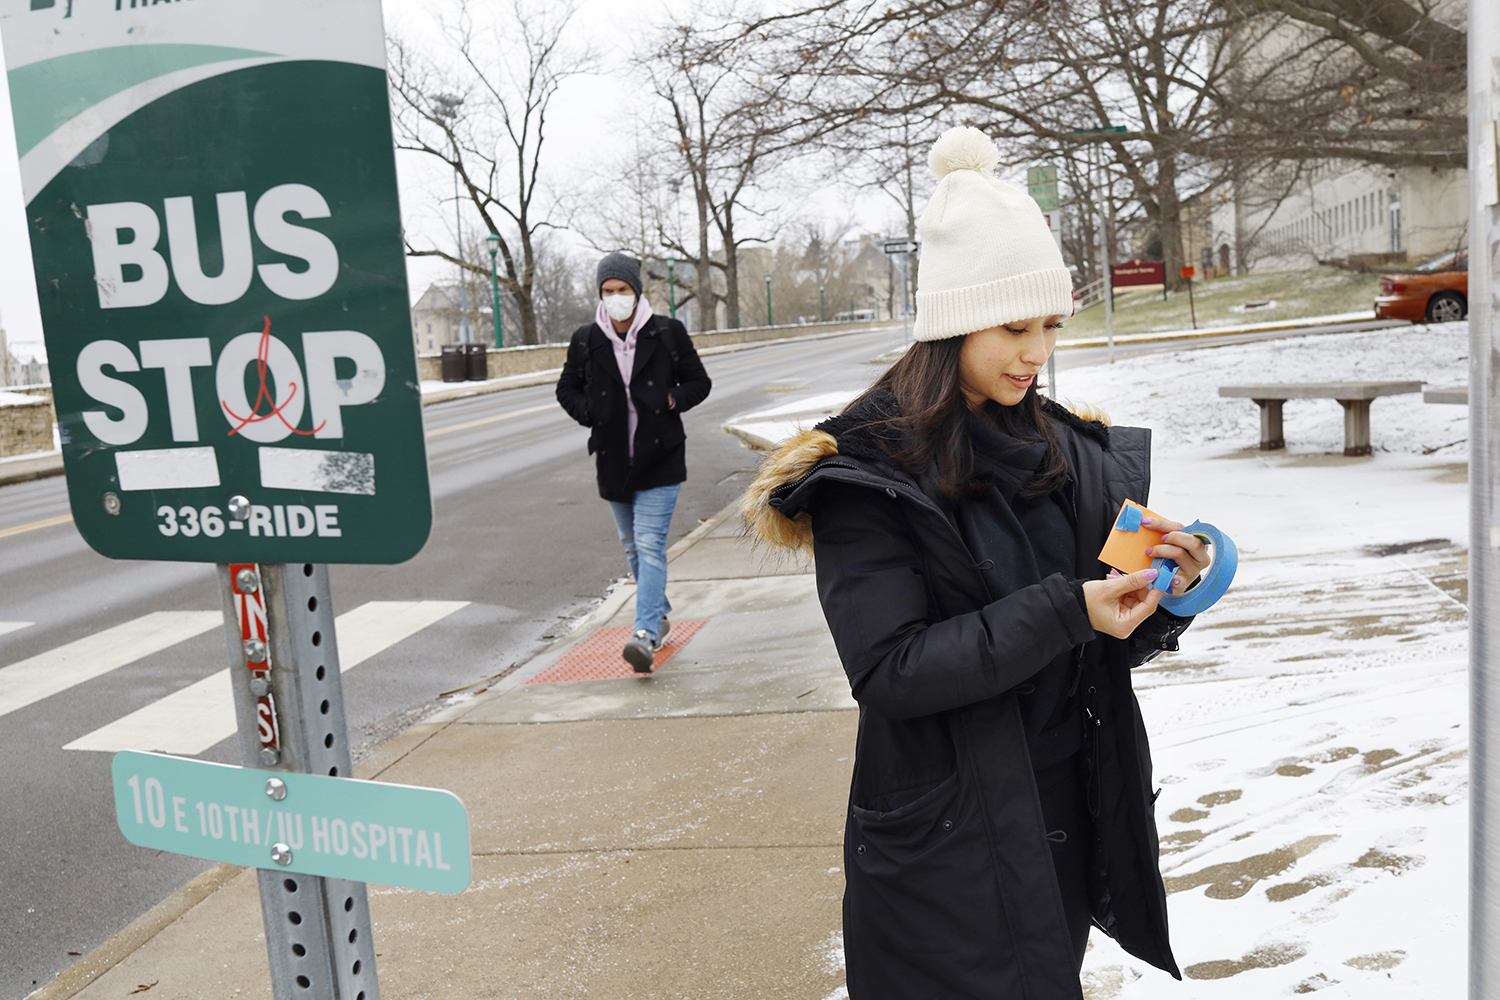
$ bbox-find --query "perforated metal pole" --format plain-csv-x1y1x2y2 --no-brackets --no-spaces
218,562,380,999
1471,1,1500,995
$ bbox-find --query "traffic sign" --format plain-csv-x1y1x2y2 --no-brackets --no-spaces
882,240,920,255
112,750,471,895
1027,165,1059,211
1040,210,1063,252
1,0,431,564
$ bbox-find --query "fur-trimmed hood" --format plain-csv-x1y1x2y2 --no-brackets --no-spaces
739,427,840,552
740,390,1113,553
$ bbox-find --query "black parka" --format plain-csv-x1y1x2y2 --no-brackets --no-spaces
742,392,1189,999
555,315,711,502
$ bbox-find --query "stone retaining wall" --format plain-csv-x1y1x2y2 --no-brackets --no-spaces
0,389,55,458
415,319,886,383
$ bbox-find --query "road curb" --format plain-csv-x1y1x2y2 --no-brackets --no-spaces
26,862,246,1000
1055,315,1405,349
0,451,63,487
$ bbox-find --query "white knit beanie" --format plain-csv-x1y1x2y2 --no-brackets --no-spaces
912,126,1074,341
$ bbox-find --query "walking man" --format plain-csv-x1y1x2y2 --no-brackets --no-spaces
556,253,712,671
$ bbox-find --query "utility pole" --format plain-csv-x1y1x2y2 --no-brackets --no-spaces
1470,0,1500,996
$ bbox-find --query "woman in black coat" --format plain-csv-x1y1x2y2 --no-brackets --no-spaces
742,127,1208,998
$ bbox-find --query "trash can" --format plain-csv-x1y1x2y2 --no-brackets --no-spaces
440,344,466,382
465,343,489,381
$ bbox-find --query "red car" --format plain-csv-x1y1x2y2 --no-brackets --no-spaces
1374,250,1468,324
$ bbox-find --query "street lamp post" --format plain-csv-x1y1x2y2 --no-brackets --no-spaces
667,257,677,320
485,233,503,349
819,282,825,323
764,272,773,327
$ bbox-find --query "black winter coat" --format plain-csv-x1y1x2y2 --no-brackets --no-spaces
555,315,711,502
743,392,1189,999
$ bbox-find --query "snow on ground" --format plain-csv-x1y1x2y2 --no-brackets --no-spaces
1053,322,1469,458
730,321,1471,998
1061,322,1469,998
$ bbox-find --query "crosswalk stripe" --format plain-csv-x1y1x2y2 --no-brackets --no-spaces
0,622,34,639
64,600,469,755
0,612,223,720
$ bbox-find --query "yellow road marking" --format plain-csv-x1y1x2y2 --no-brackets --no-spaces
425,403,556,439
708,344,824,371
0,513,74,539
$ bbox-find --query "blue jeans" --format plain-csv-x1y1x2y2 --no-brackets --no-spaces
607,483,680,642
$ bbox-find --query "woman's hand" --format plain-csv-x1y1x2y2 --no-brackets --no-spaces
1083,569,1164,638
1141,517,1213,595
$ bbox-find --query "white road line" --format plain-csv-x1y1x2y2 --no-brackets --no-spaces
64,601,469,755
0,612,222,721
0,622,34,639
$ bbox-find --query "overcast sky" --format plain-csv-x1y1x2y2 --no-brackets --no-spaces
0,0,905,366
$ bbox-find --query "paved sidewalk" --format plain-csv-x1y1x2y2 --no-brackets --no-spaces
53,505,855,1000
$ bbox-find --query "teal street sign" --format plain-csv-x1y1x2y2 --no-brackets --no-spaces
1,0,431,564
112,751,471,895
1027,165,1059,211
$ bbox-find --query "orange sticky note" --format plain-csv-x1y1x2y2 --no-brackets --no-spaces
1098,499,1167,573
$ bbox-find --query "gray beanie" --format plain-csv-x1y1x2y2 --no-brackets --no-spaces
596,252,642,298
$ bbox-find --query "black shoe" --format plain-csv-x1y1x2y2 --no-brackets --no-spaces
623,630,656,673
658,616,671,645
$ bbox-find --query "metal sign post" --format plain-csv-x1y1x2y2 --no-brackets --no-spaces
1471,0,1500,995
223,561,380,998
882,240,920,345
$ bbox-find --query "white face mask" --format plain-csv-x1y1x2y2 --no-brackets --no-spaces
603,292,636,322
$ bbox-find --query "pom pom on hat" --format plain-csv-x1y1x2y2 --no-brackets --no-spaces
927,125,1001,181
912,126,1074,341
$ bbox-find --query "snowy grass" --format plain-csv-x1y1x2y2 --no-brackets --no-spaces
1053,322,1468,458
1062,269,1383,340
1066,321,1468,998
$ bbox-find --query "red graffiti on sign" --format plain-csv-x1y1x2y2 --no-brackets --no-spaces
221,316,325,437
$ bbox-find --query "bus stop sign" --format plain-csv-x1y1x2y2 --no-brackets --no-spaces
1,0,430,564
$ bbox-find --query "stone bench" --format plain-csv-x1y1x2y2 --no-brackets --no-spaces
1423,387,1467,405
1218,382,1423,457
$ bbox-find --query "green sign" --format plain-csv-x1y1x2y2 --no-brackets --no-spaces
1027,165,1059,211
1,0,430,563
112,751,471,895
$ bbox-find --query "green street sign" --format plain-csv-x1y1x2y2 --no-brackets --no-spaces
1,1,431,563
1027,165,1059,211
112,750,471,895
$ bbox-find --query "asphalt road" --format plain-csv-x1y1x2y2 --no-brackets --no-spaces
0,324,909,998
0,315,1396,995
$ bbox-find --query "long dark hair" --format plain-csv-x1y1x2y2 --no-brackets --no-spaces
852,338,1070,501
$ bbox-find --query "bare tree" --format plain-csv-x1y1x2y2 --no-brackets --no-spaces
388,0,586,345
1216,0,1467,170
647,17,823,329
731,0,1266,288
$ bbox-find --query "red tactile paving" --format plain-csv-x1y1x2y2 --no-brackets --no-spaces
525,621,708,683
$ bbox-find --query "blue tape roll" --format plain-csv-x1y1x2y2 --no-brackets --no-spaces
1157,521,1238,616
